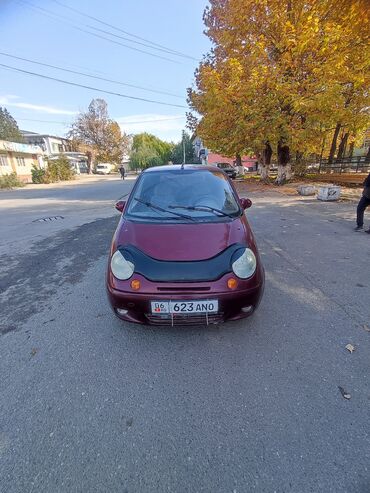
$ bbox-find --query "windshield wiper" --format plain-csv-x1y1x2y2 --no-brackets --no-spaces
169,204,235,218
128,214,185,221
134,197,195,221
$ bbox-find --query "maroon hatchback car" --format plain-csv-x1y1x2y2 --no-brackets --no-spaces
107,165,264,325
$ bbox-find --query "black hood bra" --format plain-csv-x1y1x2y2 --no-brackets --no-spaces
118,243,247,282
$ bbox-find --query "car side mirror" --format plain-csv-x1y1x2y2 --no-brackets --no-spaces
240,198,252,210
115,200,126,213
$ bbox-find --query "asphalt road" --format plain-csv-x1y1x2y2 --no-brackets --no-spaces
0,178,369,493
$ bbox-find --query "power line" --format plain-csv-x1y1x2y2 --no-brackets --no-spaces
17,116,185,124
0,62,188,109
19,0,181,64
18,118,69,124
88,25,196,60
51,0,198,61
120,116,185,124
0,52,184,99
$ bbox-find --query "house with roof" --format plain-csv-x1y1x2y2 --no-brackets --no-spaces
21,130,89,173
21,131,72,155
0,139,45,183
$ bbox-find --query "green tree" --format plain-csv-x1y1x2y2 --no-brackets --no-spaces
68,99,130,172
171,132,197,164
129,133,173,170
0,107,24,143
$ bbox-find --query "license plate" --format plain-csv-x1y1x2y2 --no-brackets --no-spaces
151,300,218,314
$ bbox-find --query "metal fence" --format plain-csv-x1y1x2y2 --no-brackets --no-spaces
319,156,370,173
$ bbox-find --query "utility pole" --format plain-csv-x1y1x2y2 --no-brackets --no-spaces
182,130,186,165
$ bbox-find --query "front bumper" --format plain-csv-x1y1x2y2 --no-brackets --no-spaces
106,272,264,326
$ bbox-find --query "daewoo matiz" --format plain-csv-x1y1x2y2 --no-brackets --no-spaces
107,165,264,325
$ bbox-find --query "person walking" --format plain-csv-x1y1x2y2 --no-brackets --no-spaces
119,165,125,180
355,172,370,233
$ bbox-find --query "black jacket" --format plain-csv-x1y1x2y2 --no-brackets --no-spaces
363,173,370,199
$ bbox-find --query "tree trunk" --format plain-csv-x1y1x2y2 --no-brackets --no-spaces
328,123,341,164
277,163,292,183
260,162,269,181
259,142,272,182
336,132,349,161
365,146,370,163
285,162,292,180
86,151,93,174
234,153,243,176
348,142,354,160
276,141,291,185
319,136,326,168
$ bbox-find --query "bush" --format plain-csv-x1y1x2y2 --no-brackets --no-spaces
31,165,46,184
45,156,75,183
0,172,24,189
292,160,308,177
32,157,75,184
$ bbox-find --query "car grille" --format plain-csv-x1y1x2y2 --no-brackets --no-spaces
156,286,210,292
145,312,224,326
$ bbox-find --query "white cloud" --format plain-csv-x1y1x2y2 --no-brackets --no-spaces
117,113,186,142
0,96,77,115
2,95,19,101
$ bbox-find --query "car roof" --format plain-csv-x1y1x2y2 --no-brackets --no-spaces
143,164,218,173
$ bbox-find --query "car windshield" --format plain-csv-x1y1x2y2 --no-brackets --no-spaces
218,163,230,169
125,168,241,222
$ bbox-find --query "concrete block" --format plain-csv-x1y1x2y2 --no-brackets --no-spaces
317,185,341,201
298,185,316,196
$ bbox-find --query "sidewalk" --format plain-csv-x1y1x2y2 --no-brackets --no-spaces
0,173,136,192
235,178,363,202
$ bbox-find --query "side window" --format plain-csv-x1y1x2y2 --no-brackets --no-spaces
16,157,26,166
0,155,8,166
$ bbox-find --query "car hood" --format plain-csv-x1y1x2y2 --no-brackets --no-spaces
116,218,251,261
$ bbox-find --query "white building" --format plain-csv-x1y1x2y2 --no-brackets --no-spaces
21,131,72,155
21,131,89,173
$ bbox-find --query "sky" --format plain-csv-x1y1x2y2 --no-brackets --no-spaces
0,0,211,142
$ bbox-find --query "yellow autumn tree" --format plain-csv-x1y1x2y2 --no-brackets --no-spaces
188,0,370,183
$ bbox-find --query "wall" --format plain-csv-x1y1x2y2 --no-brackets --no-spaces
0,140,44,183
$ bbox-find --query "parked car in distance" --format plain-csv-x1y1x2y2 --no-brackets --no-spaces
307,163,320,171
216,162,237,179
95,163,112,175
243,162,258,173
107,165,264,326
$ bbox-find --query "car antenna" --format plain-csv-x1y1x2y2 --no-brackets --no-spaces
181,130,185,169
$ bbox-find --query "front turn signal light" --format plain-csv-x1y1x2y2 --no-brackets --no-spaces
131,279,141,291
227,278,238,290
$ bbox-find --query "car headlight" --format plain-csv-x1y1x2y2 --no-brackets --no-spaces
232,248,256,279
111,250,134,280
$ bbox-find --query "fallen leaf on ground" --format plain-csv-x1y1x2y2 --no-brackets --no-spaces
30,348,38,357
363,324,370,332
338,386,351,400
345,344,355,354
